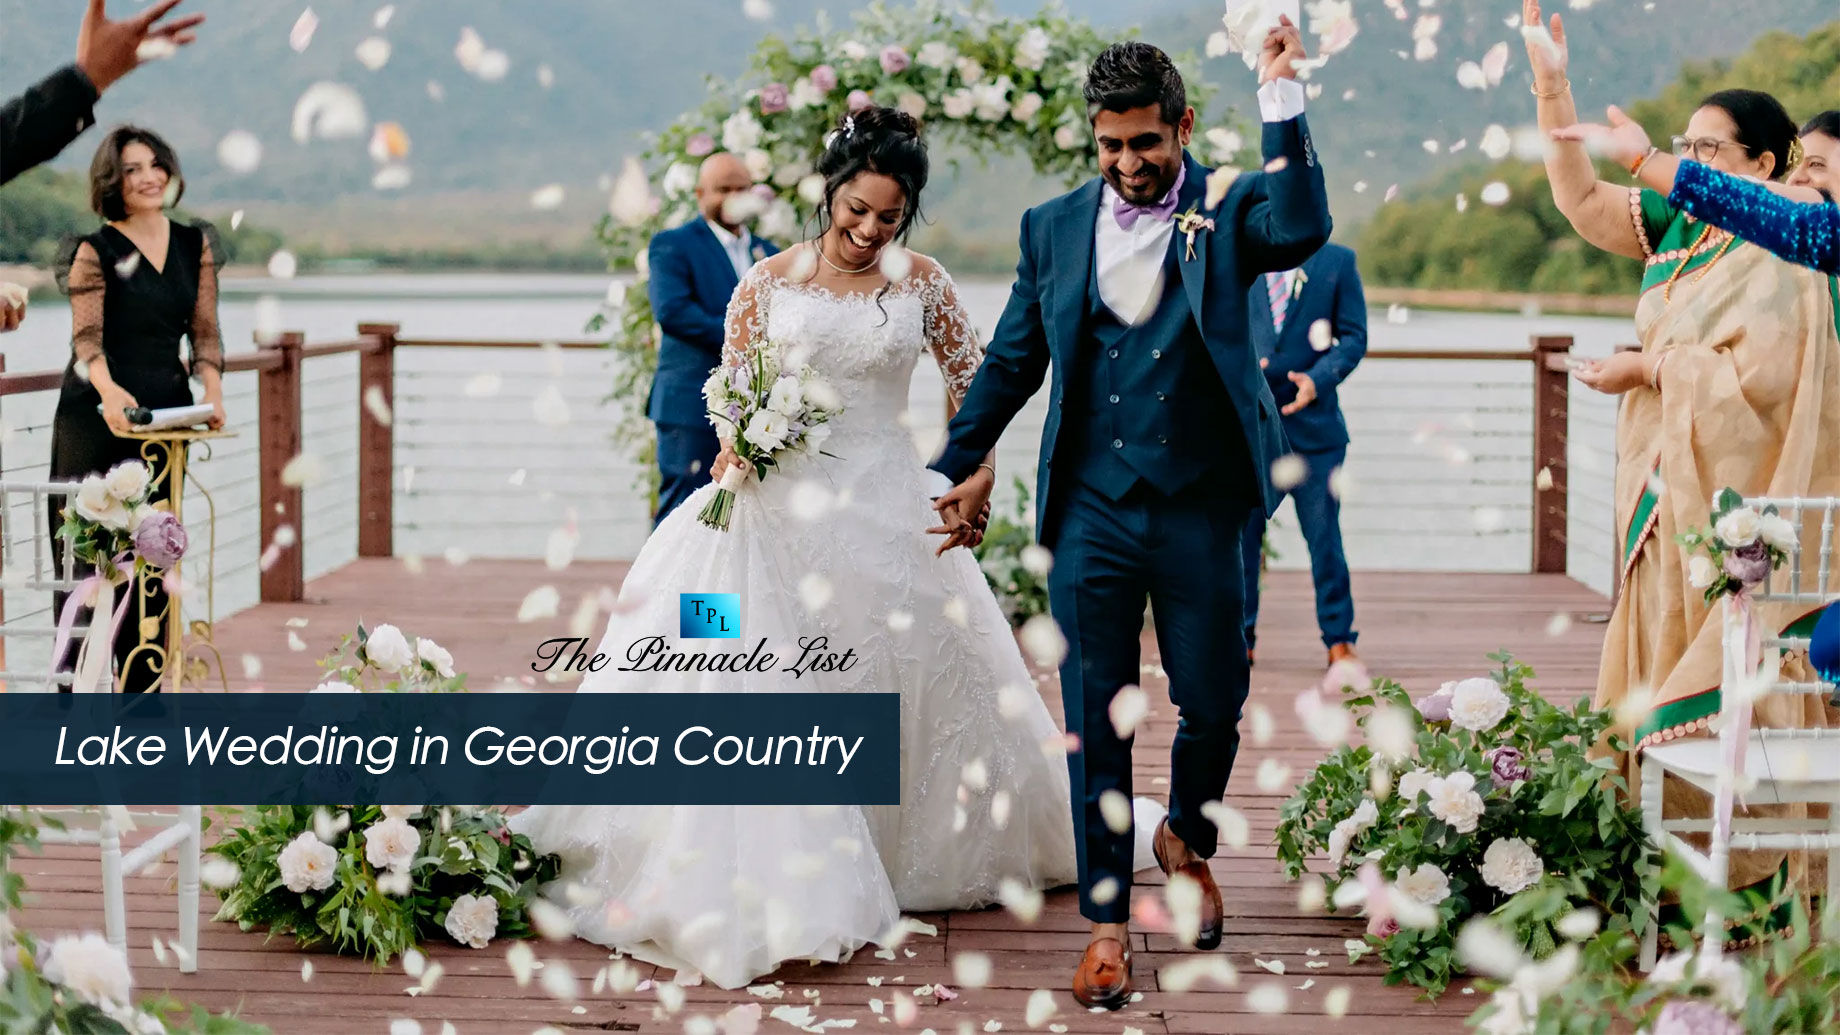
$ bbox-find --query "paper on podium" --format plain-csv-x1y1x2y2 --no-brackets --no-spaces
98,402,216,432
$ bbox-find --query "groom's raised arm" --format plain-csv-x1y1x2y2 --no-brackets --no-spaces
929,208,1052,485
1232,78,1332,275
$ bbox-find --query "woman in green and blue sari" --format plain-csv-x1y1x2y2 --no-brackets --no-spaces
1524,0,1840,943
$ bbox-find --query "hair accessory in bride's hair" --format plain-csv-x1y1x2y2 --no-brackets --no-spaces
843,115,856,139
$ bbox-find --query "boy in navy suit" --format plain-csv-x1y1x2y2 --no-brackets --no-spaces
645,153,780,524
1242,241,1366,668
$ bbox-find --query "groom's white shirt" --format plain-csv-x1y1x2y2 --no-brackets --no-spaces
1094,78,1306,326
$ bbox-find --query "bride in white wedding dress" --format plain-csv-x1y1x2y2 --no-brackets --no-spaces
512,108,1158,989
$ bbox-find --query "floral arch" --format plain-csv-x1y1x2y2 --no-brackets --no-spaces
593,0,1252,483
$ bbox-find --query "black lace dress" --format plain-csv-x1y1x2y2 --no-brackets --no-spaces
48,219,223,692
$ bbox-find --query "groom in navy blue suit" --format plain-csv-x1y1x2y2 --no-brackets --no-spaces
646,152,780,524
929,28,1329,1008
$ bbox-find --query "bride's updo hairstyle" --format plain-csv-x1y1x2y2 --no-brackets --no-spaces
812,106,930,242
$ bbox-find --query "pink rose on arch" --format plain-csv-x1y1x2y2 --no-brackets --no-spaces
847,89,874,112
880,45,910,75
750,184,776,201
809,64,838,92
685,133,715,157
758,82,789,115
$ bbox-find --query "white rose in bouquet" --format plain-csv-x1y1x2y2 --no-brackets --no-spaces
1396,767,1435,801
364,623,415,671
742,409,791,452
444,892,500,949
380,805,424,821
1688,554,1719,589
1449,677,1510,732
1395,862,1451,906
278,830,339,892
75,474,131,529
42,932,133,1009
1757,512,1798,552
766,375,804,417
1425,771,1486,833
310,679,359,693
1713,506,1761,548
363,816,422,873
417,637,456,678
1480,837,1544,893
801,422,833,456
104,461,151,502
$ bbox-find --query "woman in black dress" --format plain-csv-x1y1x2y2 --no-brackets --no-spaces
49,125,226,693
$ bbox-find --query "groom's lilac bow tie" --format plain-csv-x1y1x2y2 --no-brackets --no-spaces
1111,166,1186,231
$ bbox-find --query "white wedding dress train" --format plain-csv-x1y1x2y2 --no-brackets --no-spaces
512,258,1159,989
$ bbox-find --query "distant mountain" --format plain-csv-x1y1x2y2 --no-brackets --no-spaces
2,0,1830,261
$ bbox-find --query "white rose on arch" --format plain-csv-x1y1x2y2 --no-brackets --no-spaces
743,148,773,183
661,162,696,198
942,89,976,120
1010,92,1045,124
1014,26,1051,70
721,109,763,153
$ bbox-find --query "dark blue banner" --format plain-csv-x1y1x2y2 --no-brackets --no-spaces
0,693,899,805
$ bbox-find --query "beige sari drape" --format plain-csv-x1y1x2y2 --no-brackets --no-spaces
1595,198,1840,904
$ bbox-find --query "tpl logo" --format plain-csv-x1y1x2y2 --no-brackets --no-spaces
679,594,740,639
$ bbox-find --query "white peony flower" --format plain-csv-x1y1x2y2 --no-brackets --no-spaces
416,637,455,678
789,77,826,111
364,623,415,670
1757,512,1797,552
1425,771,1486,833
766,375,804,418
742,409,790,452
1396,767,1435,801
1326,818,1356,868
278,830,339,892
1714,506,1761,548
917,41,957,69
380,804,423,821
444,892,499,949
661,161,696,198
104,461,151,502
1479,837,1544,894
363,816,421,873
42,933,133,1009
1010,92,1045,123
743,148,772,183
310,679,359,693
1013,26,1051,70
942,89,976,120
839,40,869,62
721,109,763,153
1394,863,1451,906
972,77,1013,121
1449,677,1510,732
955,56,985,84
74,475,131,529
1054,123,1084,151
1688,554,1719,589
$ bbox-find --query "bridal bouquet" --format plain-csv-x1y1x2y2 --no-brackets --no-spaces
698,341,843,531
1676,487,1798,604
1275,653,1651,996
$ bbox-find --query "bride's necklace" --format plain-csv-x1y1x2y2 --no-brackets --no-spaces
817,236,878,276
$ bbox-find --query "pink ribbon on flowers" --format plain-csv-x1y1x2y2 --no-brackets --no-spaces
50,554,135,692
1712,591,1762,847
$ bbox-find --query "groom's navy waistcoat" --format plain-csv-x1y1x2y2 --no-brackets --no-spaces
1071,243,1240,500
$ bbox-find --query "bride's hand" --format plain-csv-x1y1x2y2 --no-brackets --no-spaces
710,444,742,483
927,468,995,556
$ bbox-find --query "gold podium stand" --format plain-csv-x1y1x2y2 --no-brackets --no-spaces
116,428,234,693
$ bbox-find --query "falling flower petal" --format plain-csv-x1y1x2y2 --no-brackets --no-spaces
952,952,992,989
609,157,655,227
519,585,560,622
879,244,913,282
1271,454,1308,491
1248,701,1274,745
798,573,834,612
1024,989,1058,1027
533,384,571,427
267,251,298,280
1247,983,1288,1014
291,82,368,145
289,8,319,52
1205,167,1241,210
1324,985,1351,1017
1018,613,1066,667
356,36,391,70
217,130,263,174
531,184,566,210
1098,789,1133,834
1255,757,1290,792
1456,62,1487,90
1308,318,1333,351
1108,684,1149,738
1480,182,1511,206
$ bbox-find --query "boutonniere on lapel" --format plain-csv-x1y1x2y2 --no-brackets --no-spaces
1174,204,1216,262
1291,269,1308,298
751,243,767,262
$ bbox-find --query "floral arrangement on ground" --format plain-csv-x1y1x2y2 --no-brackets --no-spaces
1276,652,1654,995
205,625,559,964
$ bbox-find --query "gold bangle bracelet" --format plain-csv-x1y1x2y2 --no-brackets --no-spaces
977,463,996,477
1531,78,1570,99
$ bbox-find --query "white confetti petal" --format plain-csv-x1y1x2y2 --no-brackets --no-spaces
1159,956,1237,992
217,130,263,174
531,184,566,210
290,82,368,145
289,8,319,52
609,157,656,227
1098,789,1133,834
1480,182,1511,206
267,251,298,280
1018,614,1066,667
281,452,326,487
1324,985,1352,1017
1108,685,1149,738
1308,318,1333,351
1199,800,1249,849
1024,989,1058,1028
519,585,560,622
952,951,992,989
1246,982,1288,1014
879,244,913,282
799,573,834,612
356,37,391,70
533,384,571,427
1271,454,1308,492
1248,702,1275,746
1255,757,1290,792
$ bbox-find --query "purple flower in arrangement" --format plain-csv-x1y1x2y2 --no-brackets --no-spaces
1652,1000,1744,1035
750,183,776,201
1485,746,1530,787
133,510,188,569
809,64,838,93
847,89,874,112
1722,540,1771,586
880,45,910,75
725,403,744,423
1417,685,1455,722
686,133,716,157
1366,914,1399,938
759,82,790,115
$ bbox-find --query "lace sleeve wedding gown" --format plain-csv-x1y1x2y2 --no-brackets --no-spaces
512,254,1155,989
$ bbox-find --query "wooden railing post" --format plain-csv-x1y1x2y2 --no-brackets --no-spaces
356,322,399,558
258,332,304,603
1532,335,1572,575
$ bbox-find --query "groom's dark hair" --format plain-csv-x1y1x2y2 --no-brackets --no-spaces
1084,42,1187,128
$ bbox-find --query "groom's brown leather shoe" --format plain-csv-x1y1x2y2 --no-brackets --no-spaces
1153,818,1224,951
1071,937,1133,1010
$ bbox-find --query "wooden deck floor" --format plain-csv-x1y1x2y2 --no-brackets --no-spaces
12,562,1611,1034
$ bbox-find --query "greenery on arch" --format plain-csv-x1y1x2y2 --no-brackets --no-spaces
588,0,1255,490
